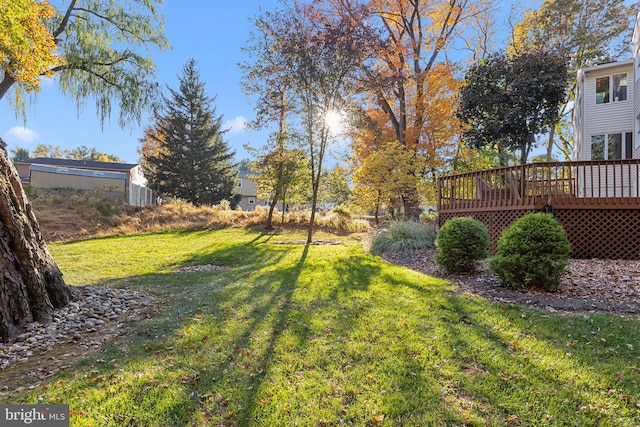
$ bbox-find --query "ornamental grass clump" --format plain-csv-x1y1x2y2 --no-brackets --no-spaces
489,213,571,291
367,220,435,255
434,217,489,273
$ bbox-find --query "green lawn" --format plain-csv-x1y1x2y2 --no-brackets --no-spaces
7,228,640,426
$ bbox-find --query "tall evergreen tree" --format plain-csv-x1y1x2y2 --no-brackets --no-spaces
143,59,237,206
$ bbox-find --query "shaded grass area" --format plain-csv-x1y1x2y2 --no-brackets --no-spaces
4,228,640,426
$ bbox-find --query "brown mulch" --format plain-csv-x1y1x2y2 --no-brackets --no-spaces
382,248,640,315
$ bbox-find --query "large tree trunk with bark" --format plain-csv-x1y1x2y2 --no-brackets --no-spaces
0,146,70,342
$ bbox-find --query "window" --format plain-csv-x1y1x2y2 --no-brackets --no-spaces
237,179,242,188
613,74,627,101
596,77,609,104
591,132,633,160
596,74,627,104
591,135,605,159
248,197,255,204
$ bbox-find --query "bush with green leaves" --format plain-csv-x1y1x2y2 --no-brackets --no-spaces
489,213,571,291
434,216,489,273
367,220,436,255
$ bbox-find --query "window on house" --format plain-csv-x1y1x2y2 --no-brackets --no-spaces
591,133,633,160
238,179,242,188
248,197,255,204
613,74,627,101
596,74,627,104
608,133,622,159
596,77,609,104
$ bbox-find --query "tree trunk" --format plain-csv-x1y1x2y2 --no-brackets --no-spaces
0,147,70,342
281,195,286,225
547,125,556,160
265,191,280,230
402,187,421,219
0,75,16,101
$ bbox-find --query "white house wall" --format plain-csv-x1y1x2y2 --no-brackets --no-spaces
576,61,637,198
574,69,585,160
580,62,635,161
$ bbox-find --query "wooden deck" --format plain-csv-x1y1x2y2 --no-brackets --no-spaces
437,160,640,259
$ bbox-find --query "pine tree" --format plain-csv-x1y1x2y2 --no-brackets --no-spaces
144,59,237,205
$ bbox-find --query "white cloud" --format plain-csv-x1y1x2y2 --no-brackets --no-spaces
224,116,248,134
5,126,40,144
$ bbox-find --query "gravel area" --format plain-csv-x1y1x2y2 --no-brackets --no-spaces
382,248,640,315
0,286,154,374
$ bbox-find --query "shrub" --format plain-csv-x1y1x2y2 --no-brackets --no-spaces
332,205,352,218
367,220,436,255
212,199,232,211
434,217,489,273
314,211,371,233
419,210,438,223
489,213,571,291
345,219,371,233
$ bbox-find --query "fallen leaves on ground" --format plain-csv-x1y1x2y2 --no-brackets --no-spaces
382,249,640,315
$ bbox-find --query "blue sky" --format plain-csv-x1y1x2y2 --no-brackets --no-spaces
2,0,279,164
0,0,556,165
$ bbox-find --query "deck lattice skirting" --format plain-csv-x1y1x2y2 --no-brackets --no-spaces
438,160,640,259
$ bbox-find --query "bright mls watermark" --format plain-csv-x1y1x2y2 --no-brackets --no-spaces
0,405,69,426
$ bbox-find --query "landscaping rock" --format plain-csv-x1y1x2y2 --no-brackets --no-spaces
0,286,154,370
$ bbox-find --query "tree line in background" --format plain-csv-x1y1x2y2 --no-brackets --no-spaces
11,144,122,163
240,0,638,230
0,0,638,340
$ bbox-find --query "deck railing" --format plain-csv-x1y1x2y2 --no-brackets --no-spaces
438,159,640,213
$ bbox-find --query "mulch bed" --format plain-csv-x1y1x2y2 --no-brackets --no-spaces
382,248,640,315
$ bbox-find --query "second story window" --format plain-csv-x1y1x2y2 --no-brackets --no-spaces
596,74,627,104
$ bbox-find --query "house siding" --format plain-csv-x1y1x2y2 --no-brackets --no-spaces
579,62,635,161
236,174,269,211
634,12,640,159
29,166,126,200
574,69,585,160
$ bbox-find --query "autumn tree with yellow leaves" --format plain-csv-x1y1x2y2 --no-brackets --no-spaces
352,141,417,223
330,0,490,217
0,0,60,100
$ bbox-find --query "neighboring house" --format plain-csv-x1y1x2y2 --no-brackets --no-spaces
236,171,266,211
235,171,288,211
17,158,153,206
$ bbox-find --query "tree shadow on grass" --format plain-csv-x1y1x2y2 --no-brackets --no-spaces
376,267,640,424
32,231,304,424
27,236,640,425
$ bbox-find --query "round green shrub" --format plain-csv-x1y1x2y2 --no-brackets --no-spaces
488,213,571,291
434,217,489,273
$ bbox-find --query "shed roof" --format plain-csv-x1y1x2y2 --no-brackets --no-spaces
30,163,127,179
21,158,138,171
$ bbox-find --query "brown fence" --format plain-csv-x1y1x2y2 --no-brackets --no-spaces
438,160,640,259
